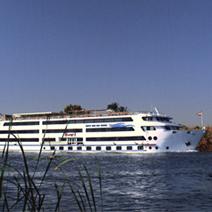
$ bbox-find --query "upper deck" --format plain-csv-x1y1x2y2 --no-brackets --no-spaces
0,109,171,122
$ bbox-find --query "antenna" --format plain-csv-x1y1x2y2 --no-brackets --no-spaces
154,108,159,115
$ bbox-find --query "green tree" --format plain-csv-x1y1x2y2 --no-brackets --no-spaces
64,104,83,114
118,106,128,112
107,102,128,112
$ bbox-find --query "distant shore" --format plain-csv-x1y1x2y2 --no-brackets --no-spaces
182,125,212,152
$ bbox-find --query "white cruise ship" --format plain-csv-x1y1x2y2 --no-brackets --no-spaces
0,109,206,153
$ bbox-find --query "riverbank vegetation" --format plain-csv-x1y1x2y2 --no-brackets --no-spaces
181,125,212,152
196,126,212,152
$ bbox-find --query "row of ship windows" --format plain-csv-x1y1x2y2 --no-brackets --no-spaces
142,117,171,122
0,126,179,134
44,117,133,124
0,129,82,134
0,127,133,134
3,117,176,127
51,146,144,151
86,136,146,141
3,117,133,126
51,146,165,151
86,127,134,132
142,126,180,131
3,121,40,126
0,136,146,142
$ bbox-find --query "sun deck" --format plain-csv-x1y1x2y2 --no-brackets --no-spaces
0,109,166,121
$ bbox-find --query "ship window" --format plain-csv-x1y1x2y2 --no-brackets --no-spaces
75,120,84,123
43,120,69,125
153,136,158,140
51,146,55,150
69,120,76,124
68,146,73,150
86,136,146,142
60,138,66,141
59,146,64,150
165,126,171,130
77,138,83,141
141,126,156,131
116,146,122,150
142,117,152,121
86,146,92,150
149,146,152,149
148,136,152,140
156,117,171,122
166,146,169,149
86,127,134,132
105,118,113,122
106,146,111,151
4,121,39,126
84,119,95,123
155,146,158,150
138,146,143,150
95,119,104,123
44,138,55,141
96,146,101,151
114,118,122,122
77,146,82,150
121,117,133,122
127,146,132,150
42,129,82,133
0,130,39,134
0,138,39,142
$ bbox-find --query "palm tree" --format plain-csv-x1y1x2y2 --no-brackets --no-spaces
107,103,128,112
64,104,83,114
107,102,119,112
118,106,128,112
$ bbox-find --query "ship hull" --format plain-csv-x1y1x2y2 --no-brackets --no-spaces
0,111,206,153
0,130,206,153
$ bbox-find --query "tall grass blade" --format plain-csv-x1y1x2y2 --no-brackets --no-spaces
0,117,12,200
77,167,92,211
1,116,13,159
83,164,96,212
55,159,74,170
67,180,84,212
54,180,66,211
3,191,9,211
96,159,103,212
77,189,86,211
33,115,50,178
0,143,9,201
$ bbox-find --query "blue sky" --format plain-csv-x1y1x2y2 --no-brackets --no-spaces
0,0,211,126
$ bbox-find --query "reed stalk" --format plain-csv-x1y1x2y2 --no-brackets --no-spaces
0,116,103,211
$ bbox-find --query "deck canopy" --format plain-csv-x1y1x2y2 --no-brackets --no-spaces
0,114,13,120
13,112,62,118
67,109,106,115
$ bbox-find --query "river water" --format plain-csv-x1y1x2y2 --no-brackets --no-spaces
1,151,212,211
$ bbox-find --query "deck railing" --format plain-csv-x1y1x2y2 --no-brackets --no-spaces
0,111,165,121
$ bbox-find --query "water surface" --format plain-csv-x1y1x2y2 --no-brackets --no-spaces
1,152,212,211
